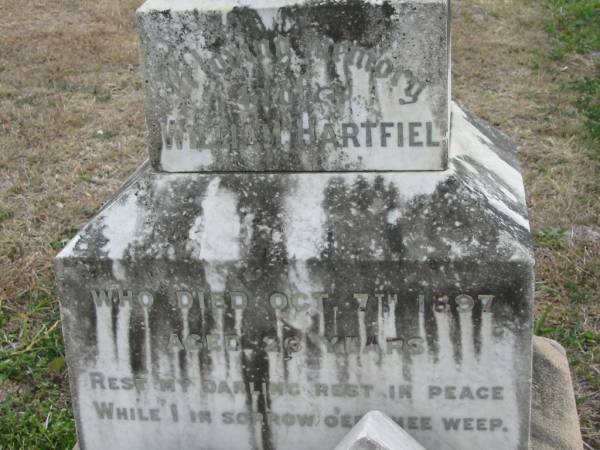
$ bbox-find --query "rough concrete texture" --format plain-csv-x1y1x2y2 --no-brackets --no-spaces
335,410,426,450
56,103,533,450
137,0,450,172
530,336,584,450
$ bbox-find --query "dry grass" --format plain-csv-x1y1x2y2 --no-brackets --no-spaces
0,0,146,304
0,0,598,447
0,2,146,443
453,0,600,445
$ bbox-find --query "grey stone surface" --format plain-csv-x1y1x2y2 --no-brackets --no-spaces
530,336,584,450
56,102,534,450
137,0,450,172
334,410,426,450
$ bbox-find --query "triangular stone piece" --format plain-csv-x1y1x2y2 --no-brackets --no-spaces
334,411,426,450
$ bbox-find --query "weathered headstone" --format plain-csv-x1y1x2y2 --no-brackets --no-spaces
56,1,537,450
137,0,450,171
56,106,534,450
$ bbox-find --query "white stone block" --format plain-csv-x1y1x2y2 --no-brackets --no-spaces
137,0,450,172
335,411,426,450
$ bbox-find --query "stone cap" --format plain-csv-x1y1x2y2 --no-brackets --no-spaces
139,0,448,12
136,0,450,172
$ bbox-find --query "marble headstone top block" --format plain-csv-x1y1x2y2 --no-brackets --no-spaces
137,0,450,172
56,104,534,450
335,411,426,450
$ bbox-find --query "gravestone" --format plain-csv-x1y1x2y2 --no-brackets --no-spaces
137,0,450,171
55,1,535,450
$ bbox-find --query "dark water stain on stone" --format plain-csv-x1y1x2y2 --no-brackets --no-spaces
304,314,322,371
111,302,119,361
471,296,483,361
150,9,172,22
281,322,302,381
217,175,290,449
448,300,462,366
128,305,146,376
59,259,109,369
280,0,394,47
118,176,212,378
424,298,440,363
64,219,113,370
241,349,274,450
241,351,259,449
394,290,417,383
318,175,407,377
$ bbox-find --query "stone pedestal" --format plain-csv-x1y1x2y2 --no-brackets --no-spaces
56,103,535,450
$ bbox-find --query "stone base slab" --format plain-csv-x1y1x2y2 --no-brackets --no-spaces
72,336,583,450
57,102,535,449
